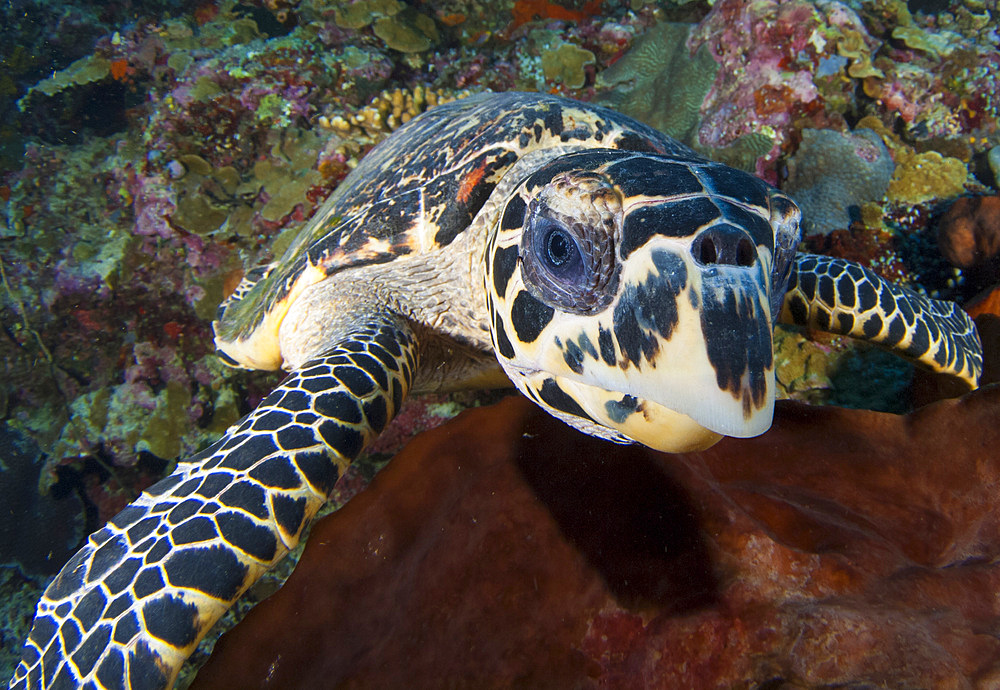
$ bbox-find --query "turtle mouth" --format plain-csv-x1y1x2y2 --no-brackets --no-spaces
549,373,724,453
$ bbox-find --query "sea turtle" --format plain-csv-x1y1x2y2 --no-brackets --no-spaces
11,92,982,690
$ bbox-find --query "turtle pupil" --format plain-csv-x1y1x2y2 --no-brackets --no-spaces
546,229,573,267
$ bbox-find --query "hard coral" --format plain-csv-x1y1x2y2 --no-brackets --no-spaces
196,389,1000,688
784,128,895,236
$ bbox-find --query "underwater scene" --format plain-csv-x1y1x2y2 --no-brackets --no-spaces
1,0,999,687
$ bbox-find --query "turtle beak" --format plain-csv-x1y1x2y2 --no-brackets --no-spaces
519,231,776,452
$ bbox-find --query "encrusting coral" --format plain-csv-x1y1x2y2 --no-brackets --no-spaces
784,128,895,236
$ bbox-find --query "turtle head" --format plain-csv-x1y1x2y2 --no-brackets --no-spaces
485,150,800,452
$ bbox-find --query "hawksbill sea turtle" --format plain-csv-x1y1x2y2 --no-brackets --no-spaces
10,92,982,689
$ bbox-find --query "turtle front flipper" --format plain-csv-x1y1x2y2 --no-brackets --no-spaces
9,316,416,690
781,253,983,388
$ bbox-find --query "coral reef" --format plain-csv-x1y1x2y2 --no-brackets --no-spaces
784,128,895,236
194,388,1000,688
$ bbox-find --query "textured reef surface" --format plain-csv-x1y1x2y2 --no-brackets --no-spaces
0,0,998,684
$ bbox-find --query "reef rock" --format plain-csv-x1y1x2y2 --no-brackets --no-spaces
195,386,1000,688
784,127,894,236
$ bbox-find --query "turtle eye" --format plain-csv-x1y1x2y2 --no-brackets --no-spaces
539,222,584,279
519,201,617,315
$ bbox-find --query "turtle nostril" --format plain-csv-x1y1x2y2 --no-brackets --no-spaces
736,237,755,267
697,236,718,265
693,226,757,267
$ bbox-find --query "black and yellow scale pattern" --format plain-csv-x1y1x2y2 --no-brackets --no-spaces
783,254,980,383
10,92,982,690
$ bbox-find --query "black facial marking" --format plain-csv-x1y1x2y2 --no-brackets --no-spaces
598,326,616,365
577,332,598,359
494,312,515,359
492,244,519,297
700,281,771,412
699,165,770,208
714,201,774,251
524,151,617,190
604,395,640,424
538,378,594,422
606,159,703,198
620,197,719,259
562,338,584,374
613,249,687,366
613,131,668,153
501,196,526,232
510,290,555,343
